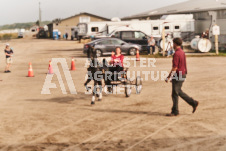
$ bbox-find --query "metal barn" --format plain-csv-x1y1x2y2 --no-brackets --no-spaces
122,0,226,48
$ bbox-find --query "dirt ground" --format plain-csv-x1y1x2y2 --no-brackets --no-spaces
0,37,226,151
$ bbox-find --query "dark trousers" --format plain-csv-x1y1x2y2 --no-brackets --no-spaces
147,46,155,54
171,75,196,114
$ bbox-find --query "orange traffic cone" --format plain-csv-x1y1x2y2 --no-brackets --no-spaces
71,58,76,71
48,60,54,74
28,62,34,77
136,49,140,61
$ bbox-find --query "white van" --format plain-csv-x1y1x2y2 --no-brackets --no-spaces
18,29,25,38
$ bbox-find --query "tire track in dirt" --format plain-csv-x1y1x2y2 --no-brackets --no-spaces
62,115,143,151
0,111,103,151
124,115,185,151
61,104,168,151
160,134,226,151
124,100,226,151
89,106,168,150
157,102,226,151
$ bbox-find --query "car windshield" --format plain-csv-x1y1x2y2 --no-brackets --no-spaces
134,31,146,39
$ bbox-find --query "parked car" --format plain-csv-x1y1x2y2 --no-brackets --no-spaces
83,38,141,57
95,30,149,51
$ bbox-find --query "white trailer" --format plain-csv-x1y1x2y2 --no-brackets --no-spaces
77,14,195,41
77,20,153,38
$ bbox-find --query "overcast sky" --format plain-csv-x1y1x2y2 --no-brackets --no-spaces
0,0,188,25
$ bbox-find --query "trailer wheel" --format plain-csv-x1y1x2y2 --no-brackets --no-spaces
129,48,136,56
125,80,132,97
135,76,142,94
95,49,102,57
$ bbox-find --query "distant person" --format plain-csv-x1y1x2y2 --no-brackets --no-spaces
202,29,209,39
165,38,199,116
4,44,14,73
166,42,175,57
58,31,61,39
65,32,68,40
148,36,155,55
87,44,95,60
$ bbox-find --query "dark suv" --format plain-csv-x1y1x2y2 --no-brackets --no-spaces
95,30,149,51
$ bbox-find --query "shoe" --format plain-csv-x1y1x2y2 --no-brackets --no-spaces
192,101,199,113
4,71,7,73
7,70,11,73
166,113,179,117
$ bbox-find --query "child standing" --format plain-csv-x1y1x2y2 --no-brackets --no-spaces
4,44,14,73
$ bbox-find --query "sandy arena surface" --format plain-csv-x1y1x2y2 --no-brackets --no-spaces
0,37,226,151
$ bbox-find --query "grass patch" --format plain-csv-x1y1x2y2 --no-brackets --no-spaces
0,33,18,41
218,53,226,56
140,52,166,58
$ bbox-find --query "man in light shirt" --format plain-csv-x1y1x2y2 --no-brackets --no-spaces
148,36,155,55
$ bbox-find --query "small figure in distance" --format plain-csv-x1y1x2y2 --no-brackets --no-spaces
147,36,155,55
166,42,175,57
4,43,14,73
65,32,68,40
202,29,209,39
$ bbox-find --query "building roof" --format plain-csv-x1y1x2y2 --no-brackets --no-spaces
122,0,226,20
61,12,110,22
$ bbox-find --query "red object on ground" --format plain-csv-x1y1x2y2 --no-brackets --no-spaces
48,60,54,74
136,49,140,61
71,58,76,71
28,62,34,77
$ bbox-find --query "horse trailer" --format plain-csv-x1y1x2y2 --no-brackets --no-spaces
77,14,195,42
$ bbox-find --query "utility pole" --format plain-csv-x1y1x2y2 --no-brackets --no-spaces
213,25,220,55
162,28,165,57
39,2,42,27
162,22,168,57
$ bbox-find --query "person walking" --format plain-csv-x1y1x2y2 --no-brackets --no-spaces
65,32,68,40
4,44,14,73
165,38,199,116
147,36,155,55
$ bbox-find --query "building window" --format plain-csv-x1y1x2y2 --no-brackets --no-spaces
175,26,180,30
153,26,159,30
164,26,170,30
79,17,90,23
91,27,99,32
